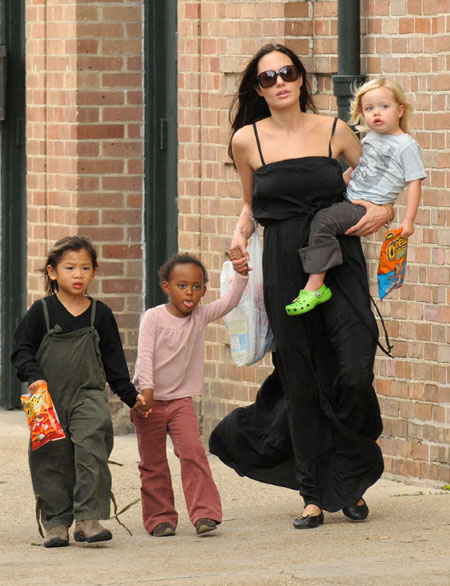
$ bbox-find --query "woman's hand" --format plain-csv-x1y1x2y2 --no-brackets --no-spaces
230,228,250,274
345,200,390,237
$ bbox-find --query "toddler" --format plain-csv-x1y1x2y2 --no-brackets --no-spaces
286,78,426,315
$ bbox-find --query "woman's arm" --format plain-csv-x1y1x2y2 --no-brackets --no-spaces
229,128,256,271
333,119,362,169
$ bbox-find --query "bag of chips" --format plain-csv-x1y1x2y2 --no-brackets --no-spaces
377,228,408,301
21,382,66,450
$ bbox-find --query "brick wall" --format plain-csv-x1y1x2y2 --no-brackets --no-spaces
178,0,449,485
358,0,450,483
24,1,449,482
25,0,145,431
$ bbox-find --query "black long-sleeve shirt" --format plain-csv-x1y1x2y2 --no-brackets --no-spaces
11,295,138,408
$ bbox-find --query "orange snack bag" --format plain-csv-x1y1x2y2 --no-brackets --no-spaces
377,228,408,301
21,382,66,451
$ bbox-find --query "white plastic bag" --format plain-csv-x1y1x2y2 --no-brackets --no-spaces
220,228,273,366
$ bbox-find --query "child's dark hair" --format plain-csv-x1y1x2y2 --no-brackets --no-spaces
158,253,209,286
41,235,99,295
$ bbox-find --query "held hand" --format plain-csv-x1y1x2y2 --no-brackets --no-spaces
230,230,249,270
133,389,155,418
132,394,149,417
228,247,249,276
345,200,389,237
28,379,47,395
142,388,155,412
399,219,414,238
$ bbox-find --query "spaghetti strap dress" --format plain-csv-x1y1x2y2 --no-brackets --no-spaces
210,118,384,512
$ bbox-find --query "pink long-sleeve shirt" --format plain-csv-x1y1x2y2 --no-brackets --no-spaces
133,272,248,401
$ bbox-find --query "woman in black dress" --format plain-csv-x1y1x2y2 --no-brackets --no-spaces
209,44,390,528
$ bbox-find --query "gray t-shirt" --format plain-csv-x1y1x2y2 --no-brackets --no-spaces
346,131,426,205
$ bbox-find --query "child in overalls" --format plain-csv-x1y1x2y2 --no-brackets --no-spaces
11,236,145,548
131,253,248,537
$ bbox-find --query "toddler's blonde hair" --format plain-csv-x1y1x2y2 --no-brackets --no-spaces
349,77,412,134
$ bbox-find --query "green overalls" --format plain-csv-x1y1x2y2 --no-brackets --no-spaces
29,298,114,530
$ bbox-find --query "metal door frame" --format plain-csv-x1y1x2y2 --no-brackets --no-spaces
144,0,178,308
0,0,26,408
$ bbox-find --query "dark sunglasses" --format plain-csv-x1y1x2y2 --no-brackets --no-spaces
256,65,299,88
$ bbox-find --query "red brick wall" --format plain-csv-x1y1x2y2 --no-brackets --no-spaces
178,0,450,485
25,1,449,482
25,0,145,431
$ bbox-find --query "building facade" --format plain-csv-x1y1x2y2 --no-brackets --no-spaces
12,0,450,482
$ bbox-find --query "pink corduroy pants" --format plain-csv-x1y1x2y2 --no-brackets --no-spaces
131,397,222,534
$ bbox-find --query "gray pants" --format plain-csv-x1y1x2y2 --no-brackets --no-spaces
299,200,366,274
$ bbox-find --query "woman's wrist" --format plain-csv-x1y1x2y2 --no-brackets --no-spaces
236,214,254,240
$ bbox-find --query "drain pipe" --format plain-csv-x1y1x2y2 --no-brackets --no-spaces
332,0,366,125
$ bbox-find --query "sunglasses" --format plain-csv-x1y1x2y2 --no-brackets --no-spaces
256,65,299,88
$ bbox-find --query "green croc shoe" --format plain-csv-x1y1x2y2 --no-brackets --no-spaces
286,284,332,315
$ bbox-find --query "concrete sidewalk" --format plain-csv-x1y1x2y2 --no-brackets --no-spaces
0,409,449,586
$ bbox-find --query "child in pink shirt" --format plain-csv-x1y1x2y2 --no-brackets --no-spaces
131,253,248,537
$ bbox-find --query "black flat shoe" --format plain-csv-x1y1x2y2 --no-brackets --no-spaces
342,498,369,521
293,511,324,529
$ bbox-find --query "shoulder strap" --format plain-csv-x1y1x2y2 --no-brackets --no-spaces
370,297,394,358
328,117,338,158
40,298,51,331
252,122,265,167
90,299,97,327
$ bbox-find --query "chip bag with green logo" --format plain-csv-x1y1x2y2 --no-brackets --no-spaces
377,228,408,301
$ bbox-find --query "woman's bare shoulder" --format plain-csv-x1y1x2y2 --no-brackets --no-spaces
233,124,256,144
333,116,360,144
232,124,258,157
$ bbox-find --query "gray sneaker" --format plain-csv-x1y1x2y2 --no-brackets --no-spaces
74,519,112,543
44,525,69,548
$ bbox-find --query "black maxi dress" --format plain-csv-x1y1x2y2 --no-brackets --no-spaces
209,120,384,512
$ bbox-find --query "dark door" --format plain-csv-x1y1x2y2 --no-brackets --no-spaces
0,0,26,408
145,0,178,307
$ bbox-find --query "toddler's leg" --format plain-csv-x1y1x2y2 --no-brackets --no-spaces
300,201,365,274
286,202,366,316
131,403,178,534
168,398,222,531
